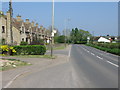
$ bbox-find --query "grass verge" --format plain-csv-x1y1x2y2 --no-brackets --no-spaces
6,55,57,59
86,44,120,56
46,44,67,50
0,58,31,71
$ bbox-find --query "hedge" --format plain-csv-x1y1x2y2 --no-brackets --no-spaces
86,43,120,56
13,45,46,55
75,41,87,44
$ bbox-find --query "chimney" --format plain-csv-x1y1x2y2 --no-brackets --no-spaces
25,19,29,24
36,23,39,27
6,11,11,44
16,15,21,21
31,21,34,27
40,25,43,29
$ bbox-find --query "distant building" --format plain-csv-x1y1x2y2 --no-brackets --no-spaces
98,37,111,43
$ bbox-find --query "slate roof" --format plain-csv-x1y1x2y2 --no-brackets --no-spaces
12,18,23,30
24,22,31,32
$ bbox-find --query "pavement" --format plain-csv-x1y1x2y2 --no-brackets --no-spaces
1,45,71,88
1,44,119,88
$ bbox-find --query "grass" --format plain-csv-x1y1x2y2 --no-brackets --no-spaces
0,58,31,71
86,44,120,56
7,55,57,59
53,45,66,50
46,44,67,50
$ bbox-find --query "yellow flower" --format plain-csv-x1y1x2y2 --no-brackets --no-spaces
0,45,8,50
10,47,13,49
12,49,16,53
5,49,9,51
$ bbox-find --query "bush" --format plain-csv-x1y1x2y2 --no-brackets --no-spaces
30,39,44,45
55,35,65,43
75,41,87,44
20,41,28,45
86,43,120,56
0,45,16,55
13,45,46,55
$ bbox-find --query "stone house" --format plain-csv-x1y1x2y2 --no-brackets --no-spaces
0,11,51,45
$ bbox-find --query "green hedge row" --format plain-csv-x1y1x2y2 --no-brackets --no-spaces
86,44,120,56
92,43,120,49
75,41,87,44
13,45,46,55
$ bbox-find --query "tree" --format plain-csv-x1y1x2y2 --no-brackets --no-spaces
70,28,92,44
55,35,65,43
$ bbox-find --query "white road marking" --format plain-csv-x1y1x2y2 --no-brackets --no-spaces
4,71,29,88
87,51,90,53
96,56,103,60
106,61,119,67
91,53,95,56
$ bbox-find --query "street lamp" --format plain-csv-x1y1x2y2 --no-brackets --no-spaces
64,18,70,47
50,0,54,57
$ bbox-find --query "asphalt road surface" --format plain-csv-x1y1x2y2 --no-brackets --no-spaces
7,44,118,88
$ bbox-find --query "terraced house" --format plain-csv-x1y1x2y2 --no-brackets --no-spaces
0,11,51,45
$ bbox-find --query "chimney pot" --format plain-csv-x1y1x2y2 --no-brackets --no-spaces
26,19,29,21
16,15,21,21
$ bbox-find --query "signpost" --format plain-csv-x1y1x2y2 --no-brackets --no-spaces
87,37,90,44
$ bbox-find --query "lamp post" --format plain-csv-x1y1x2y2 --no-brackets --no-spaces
9,0,13,45
51,0,54,57
64,18,70,47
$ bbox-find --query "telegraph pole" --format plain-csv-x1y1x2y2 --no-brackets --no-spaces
9,0,13,45
64,19,67,47
64,18,70,47
51,0,54,57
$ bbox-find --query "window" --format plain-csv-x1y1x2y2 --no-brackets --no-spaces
2,26,5,33
22,38,24,41
2,38,5,44
26,38,28,42
22,27,24,33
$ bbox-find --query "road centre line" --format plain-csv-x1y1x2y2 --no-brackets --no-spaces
87,50,90,52
96,56,103,60
106,61,119,67
82,46,119,68
91,53,95,56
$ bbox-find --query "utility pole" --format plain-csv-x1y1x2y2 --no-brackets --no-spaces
9,0,13,45
92,31,94,43
64,19,67,47
51,0,54,57
64,18,70,47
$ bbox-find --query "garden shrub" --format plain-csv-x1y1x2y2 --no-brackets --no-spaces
0,45,16,55
13,45,46,55
20,41,28,45
86,43,120,56
30,39,44,45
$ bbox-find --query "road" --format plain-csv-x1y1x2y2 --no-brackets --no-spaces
70,45,118,88
6,44,118,88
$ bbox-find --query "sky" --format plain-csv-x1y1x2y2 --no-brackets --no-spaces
1,1,118,36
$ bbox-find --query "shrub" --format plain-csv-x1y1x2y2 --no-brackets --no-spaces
0,45,16,55
55,35,65,43
13,45,46,55
30,39,44,45
20,41,28,45
86,43,120,56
